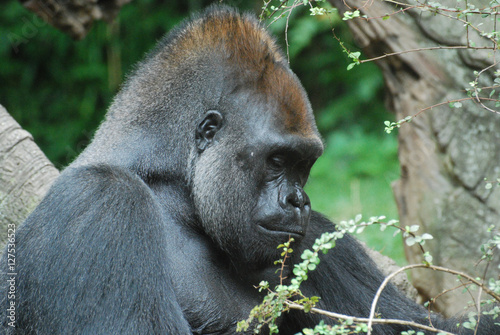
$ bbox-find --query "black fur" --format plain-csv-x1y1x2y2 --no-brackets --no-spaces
1,5,498,335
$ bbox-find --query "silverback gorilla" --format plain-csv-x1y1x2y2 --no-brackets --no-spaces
1,5,498,335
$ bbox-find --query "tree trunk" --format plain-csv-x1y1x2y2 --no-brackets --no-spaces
329,0,500,315
0,105,59,248
19,0,132,40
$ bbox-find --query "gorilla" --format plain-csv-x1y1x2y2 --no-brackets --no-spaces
1,5,498,335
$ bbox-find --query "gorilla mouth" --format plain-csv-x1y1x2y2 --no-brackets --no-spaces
257,223,306,238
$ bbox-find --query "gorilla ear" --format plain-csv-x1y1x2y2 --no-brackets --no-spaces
196,110,224,152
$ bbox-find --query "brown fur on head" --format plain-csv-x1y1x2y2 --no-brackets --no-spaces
164,6,286,73
149,5,316,135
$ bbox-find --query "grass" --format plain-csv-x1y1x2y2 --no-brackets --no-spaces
305,128,408,266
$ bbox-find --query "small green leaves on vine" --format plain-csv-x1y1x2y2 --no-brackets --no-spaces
336,35,362,70
384,116,413,134
488,279,500,295
462,312,478,330
300,319,369,334
309,1,336,16
258,281,270,292
329,0,500,115
296,296,320,313
277,238,294,258
403,225,433,247
423,252,433,266
238,214,444,333
401,331,425,335
466,80,481,98
480,225,500,262
310,7,327,16
484,177,500,190
346,52,361,70
342,10,361,21
236,283,291,334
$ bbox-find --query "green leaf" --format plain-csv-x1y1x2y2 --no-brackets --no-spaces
350,51,361,59
409,225,420,232
421,233,433,240
424,252,433,264
347,62,357,70
406,237,416,246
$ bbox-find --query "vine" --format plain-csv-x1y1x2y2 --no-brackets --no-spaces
237,215,500,334
260,0,500,129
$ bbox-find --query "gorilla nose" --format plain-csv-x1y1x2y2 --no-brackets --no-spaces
287,187,309,209
276,184,311,236
280,185,310,210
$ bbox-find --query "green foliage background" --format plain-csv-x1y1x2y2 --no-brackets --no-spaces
0,0,405,264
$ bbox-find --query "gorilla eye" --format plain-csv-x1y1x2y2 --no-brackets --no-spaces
268,155,287,169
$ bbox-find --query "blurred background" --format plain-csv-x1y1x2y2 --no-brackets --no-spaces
0,0,404,264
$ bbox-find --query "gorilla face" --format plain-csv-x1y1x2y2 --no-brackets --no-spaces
192,83,323,268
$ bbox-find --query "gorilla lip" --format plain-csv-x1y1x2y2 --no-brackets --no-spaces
256,223,305,238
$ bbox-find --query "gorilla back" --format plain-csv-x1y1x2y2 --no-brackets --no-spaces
1,5,498,335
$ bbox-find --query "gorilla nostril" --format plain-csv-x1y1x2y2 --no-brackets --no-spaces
287,187,309,209
287,192,301,208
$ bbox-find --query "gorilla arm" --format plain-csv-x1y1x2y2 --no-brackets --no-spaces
2,164,191,334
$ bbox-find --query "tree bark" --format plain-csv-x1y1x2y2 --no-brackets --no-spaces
19,0,132,40
0,105,59,248
329,0,500,315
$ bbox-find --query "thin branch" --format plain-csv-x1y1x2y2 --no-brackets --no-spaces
366,264,500,334
428,280,482,316
260,0,287,23
278,237,294,286
475,286,483,335
283,1,296,63
286,301,454,334
465,0,470,48
359,45,495,65
425,280,475,329
472,61,500,114
384,0,500,16
352,0,499,66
